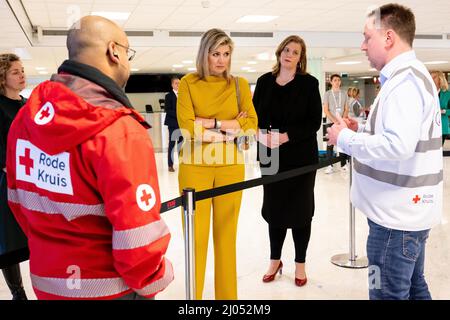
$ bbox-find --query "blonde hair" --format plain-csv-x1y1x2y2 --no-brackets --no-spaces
272,35,307,76
431,70,449,91
0,53,21,95
347,87,354,97
196,28,234,80
351,87,360,98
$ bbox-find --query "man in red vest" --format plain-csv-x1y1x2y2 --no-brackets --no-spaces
6,15,173,299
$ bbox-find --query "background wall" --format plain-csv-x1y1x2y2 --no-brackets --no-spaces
127,92,166,112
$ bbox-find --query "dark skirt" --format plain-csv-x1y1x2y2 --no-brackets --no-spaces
0,171,29,268
261,168,316,228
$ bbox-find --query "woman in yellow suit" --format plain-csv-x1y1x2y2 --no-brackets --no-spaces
177,28,257,300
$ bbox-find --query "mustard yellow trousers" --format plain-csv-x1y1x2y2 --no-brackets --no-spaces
179,163,244,300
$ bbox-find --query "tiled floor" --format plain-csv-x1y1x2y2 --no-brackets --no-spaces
1,146,449,300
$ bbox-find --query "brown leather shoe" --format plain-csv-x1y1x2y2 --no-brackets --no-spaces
168,166,175,172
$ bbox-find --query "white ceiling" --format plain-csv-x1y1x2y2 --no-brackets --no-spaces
1,0,450,82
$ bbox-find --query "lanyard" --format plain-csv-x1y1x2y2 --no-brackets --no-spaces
331,90,341,111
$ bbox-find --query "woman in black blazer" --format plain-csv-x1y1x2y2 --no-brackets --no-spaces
0,53,28,299
253,35,322,286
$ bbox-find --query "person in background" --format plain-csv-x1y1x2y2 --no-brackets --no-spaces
6,16,173,300
177,28,257,299
164,76,183,172
327,3,442,300
253,35,322,287
430,71,450,145
347,86,355,108
348,87,363,119
0,53,28,300
323,74,349,173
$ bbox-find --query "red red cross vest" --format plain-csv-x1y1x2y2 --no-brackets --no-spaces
6,77,173,299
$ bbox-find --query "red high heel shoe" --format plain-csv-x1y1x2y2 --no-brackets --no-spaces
262,261,283,283
295,277,307,287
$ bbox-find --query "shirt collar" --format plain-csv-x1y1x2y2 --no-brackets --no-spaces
380,50,416,86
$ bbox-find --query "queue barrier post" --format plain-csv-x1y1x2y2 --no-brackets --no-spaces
331,157,368,269
182,188,196,300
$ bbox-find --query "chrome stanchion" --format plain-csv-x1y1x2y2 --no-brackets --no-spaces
182,188,196,299
331,157,368,268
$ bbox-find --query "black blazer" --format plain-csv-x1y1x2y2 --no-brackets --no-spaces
253,72,322,168
164,91,179,128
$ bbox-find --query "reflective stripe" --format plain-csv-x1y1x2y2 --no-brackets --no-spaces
364,66,437,145
415,137,442,152
31,258,173,298
135,258,174,296
8,188,105,221
393,66,438,150
31,274,129,298
353,159,443,188
113,219,170,250
393,66,435,97
367,99,380,135
428,118,434,141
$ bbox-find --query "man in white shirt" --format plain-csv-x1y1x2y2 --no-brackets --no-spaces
327,3,442,300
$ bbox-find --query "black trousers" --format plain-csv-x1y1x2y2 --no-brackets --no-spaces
167,127,183,167
269,224,311,263
323,123,334,159
1,264,27,299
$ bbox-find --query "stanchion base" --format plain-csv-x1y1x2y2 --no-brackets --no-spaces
331,253,368,269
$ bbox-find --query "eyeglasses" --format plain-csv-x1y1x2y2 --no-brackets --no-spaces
114,42,136,61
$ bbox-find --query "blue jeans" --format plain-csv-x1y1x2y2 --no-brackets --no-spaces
367,219,431,300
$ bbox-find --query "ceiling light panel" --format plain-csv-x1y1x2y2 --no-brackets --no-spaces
424,61,448,65
236,15,278,23
336,61,362,65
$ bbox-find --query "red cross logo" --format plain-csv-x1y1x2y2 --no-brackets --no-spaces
136,184,156,212
39,107,51,120
34,102,54,125
413,195,421,204
140,189,152,206
19,148,34,175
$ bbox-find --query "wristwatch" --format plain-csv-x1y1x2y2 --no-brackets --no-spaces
216,120,222,129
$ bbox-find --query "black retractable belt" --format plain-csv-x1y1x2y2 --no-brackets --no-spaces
159,155,345,213
160,196,183,214
196,157,343,201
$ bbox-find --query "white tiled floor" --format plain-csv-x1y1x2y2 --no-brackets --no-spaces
1,147,449,300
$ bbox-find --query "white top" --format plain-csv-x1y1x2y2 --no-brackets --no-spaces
323,89,347,122
337,51,442,231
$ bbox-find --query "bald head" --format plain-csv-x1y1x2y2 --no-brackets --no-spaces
67,16,125,60
66,15,131,87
